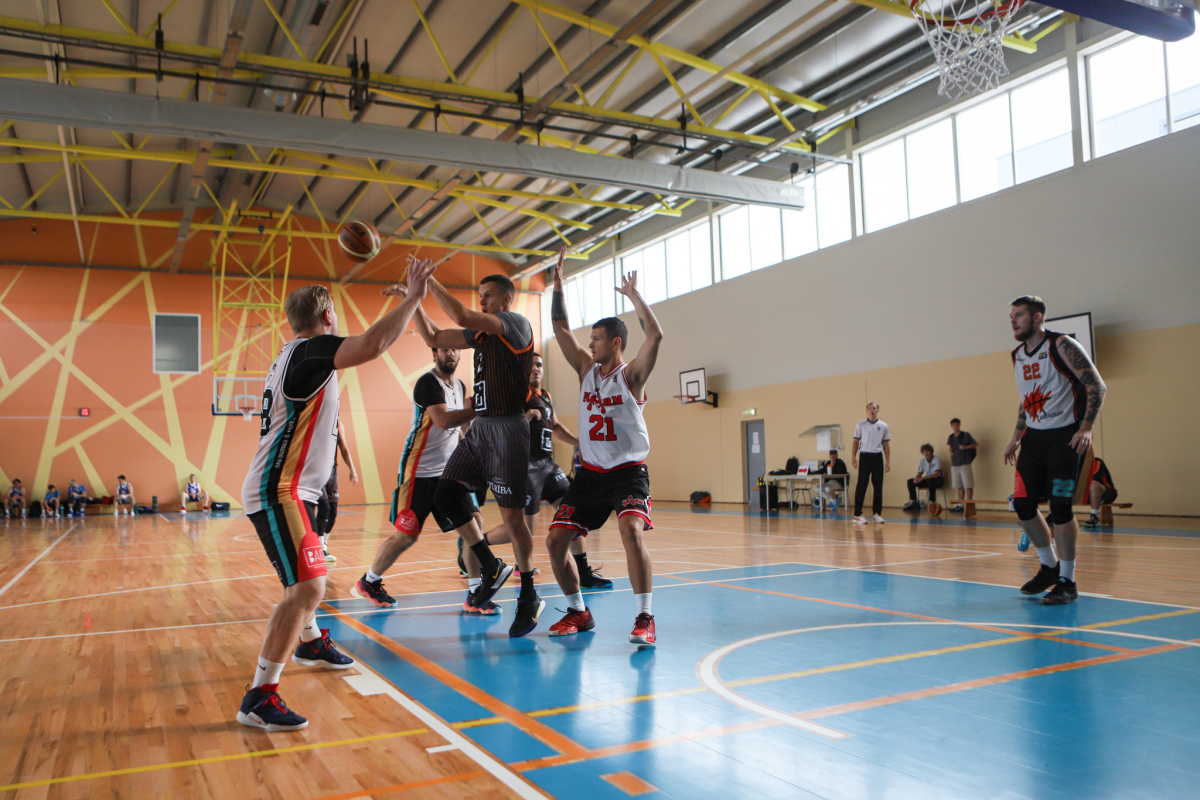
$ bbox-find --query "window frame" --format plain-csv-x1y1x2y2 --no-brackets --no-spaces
152,312,202,375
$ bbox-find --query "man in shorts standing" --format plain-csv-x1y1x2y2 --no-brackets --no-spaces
947,418,978,512
237,259,435,731
545,249,663,644
1003,296,1107,605
410,261,541,637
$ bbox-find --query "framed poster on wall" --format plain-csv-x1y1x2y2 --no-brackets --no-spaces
1046,312,1094,361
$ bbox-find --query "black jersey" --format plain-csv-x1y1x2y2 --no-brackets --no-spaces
465,311,534,417
527,387,556,460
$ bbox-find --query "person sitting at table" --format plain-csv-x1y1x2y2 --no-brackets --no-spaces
903,444,944,511
817,449,849,511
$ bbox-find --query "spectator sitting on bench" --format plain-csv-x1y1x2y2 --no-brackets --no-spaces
1083,458,1118,528
67,479,87,517
6,478,26,519
817,449,849,510
115,475,135,515
44,484,61,517
181,474,211,512
903,445,944,511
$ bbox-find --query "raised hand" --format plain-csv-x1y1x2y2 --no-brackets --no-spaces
381,283,408,297
552,246,566,290
406,255,436,295
616,269,638,298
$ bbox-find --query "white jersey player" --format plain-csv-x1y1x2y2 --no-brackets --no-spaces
545,248,663,645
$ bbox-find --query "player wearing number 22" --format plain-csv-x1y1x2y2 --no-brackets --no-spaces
1004,295,1107,606
546,248,664,644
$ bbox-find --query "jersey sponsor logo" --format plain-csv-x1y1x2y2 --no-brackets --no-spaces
488,481,513,495
583,391,624,413
394,508,420,535
1022,384,1053,419
302,545,325,568
620,495,647,510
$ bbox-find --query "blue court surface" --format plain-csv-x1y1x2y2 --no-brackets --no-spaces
320,563,1200,800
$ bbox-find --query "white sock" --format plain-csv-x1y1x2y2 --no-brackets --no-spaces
299,616,322,642
252,657,285,689
566,591,586,612
1059,559,1076,581
635,592,652,615
320,534,329,548
469,577,482,591
366,569,383,583
1034,545,1058,568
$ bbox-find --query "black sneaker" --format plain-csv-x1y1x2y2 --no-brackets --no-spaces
237,685,308,731
1083,515,1100,529
352,575,397,608
473,559,514,606
457,537,467,577
1041,577,1079,605
1020,562,1060,595
580,566,614,590
508,595,545,638
292,629,356,669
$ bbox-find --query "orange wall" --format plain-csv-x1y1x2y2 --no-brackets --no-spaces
0,219,543,508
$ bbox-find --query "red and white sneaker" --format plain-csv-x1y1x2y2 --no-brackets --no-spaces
549,607,595,637
629,613,655,645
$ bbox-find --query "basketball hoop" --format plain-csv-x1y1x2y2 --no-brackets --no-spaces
238,406,256,422
673,394,700,406
910,0,1028,98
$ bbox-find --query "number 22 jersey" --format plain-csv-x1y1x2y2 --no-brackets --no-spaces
1012,331,1086,431
578,362,649,471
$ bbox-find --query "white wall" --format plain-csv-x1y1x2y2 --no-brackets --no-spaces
548,124,1200,405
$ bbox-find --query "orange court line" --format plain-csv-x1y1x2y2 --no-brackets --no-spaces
661,573,1134,652
322,602,592,759
308,770,486,800
601,770,660,796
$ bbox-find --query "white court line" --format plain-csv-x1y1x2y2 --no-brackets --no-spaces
342,664,544,799
425,744,459,754
0,525,76,599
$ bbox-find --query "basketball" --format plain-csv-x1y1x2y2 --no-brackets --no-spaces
338,220,381,262
929,502,942,516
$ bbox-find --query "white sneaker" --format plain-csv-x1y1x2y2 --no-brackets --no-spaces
323,548,337,563
852,515,866,525
873,514,886,524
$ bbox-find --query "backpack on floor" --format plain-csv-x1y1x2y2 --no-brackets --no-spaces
211,502,231,511
28,500,42,518
689,491,712,505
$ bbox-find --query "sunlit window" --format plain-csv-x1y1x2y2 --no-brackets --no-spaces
720,206,751,280
781,174,816,259
666,230,691,298
816,164,852,247
1091,36,1168,157
689,223,712,290
1167,33,1200,131
748,205,783,270
641,241,667,305
1011,69,1072,183
906,119,957,218
956,94,1013,202
862,138,908,232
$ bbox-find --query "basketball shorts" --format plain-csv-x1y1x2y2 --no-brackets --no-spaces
441,414,530,509
324,464,339,502
1014,423,1087,506
550,463,652,540
526,457,570,515
248,500,327,587
116,494,133,505
1096,485,1118,505
390,475,476,534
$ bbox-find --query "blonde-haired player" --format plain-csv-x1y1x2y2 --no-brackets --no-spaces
545,248,664,645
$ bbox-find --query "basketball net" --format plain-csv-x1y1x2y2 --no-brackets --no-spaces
910,0,1027,99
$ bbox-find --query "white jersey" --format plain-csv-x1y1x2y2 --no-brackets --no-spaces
1012,331,1086,431
578,362,650,470
401,371,467,479
242,336,342,513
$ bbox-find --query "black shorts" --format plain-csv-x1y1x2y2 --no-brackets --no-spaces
550,463,652,539
1015,423,1085,504
323,465,338,502
441,415,530,510
526,457,570,515
1098,486,1118,505
390,475,478,534
249,501,327,587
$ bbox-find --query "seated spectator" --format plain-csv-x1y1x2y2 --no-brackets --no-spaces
6,478,27,519
946,417,979,512
1083,458,1118,528
904,444,945,510
67,479,88,517
817,449,849,510
181,474,211,512
115,475,136,515
44,484,61,517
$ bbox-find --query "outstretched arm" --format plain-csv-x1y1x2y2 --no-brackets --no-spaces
427,276,505,336
382,255,473,349
550,247,591,377
336,258,437,369
1058,335,1107,453
616,270,663,398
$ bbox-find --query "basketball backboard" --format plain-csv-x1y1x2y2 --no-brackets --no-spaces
1039,1,1195,41
1046,312,1095,361
678,368,718,407
213,375,267,420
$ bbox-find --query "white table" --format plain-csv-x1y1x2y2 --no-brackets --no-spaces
763,473,848,512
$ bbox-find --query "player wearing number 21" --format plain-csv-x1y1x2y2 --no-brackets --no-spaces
545,247,664,645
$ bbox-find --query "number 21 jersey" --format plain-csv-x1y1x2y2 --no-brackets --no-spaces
578,362,650,470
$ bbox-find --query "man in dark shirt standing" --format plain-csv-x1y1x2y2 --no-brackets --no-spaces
404,257,541,638
947,418,979,512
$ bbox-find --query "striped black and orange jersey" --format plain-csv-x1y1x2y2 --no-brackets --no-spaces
242,336,342,514
400,370,467,481
526,387,555,460
465,311,533,417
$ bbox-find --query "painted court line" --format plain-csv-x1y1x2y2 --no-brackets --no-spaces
0,524,75,599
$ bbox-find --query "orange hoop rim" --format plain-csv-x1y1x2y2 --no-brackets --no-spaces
910,0,1026,28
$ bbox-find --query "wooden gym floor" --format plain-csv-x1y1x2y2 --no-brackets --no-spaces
1,503,1198,799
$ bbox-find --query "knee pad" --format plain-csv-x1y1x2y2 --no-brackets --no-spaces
434,480,475,530
1012,496,1040,522
1048,498,1075,526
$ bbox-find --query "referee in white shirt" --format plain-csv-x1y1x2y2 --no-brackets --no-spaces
851,402,891,524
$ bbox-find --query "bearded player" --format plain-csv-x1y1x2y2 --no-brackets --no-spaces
545,248,663,644
1003,296,1107,605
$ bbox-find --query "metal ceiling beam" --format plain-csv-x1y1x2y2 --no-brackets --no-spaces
167,0,253,273
2,125,38,210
